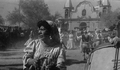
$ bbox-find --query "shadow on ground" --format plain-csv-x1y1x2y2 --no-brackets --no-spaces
65,59,87,66
0,52,18,56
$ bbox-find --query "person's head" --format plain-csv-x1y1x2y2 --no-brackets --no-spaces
84,30,87,35
111,30,117,37
88,31,91,34
37,20,52,38
96,30,100,34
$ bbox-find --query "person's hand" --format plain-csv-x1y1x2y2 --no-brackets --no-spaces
27,58,36,65
57,62,65,68
27,57,41,65
57,63,62,68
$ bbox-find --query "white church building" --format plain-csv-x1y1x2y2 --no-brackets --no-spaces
60,0,111,31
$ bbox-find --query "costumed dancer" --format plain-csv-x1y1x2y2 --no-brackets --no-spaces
23,20,66,70
81,30,92,60
67,31,75,49
93,29,103,48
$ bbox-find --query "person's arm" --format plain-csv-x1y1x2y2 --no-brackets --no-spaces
108,36,119,45
57,48,66,68
23,41,36,69
108,36,113,43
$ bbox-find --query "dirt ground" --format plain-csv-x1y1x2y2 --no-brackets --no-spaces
0,48,87,70
0,41,111,70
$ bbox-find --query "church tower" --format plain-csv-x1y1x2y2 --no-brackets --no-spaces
97,0,103,7
102,0,111,13
95,0,103,17
64,0,74,19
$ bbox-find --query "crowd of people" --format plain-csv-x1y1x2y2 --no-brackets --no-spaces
0,26,32,50
59,28,119,60
23,20,66,70
21,19,120,70
60,29,108,48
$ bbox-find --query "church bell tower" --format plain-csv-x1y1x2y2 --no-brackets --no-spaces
102,0,111,13
64,0,74,19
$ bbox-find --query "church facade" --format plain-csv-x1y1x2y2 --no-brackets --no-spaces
60,0,111,31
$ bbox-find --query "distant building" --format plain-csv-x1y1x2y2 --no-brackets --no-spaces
59,0,111,31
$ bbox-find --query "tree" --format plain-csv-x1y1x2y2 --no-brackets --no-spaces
0,15,4,25
7,0,51,28
100,8,120,28
50,11,63,27
20,0,51,28
6,8,25,25
51,11,62,22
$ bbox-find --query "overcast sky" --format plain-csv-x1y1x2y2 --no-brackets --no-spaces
0,0,120,19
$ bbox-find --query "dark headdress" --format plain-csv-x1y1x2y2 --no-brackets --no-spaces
37,20,52,36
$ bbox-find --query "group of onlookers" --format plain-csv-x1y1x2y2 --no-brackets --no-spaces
22,19,120,70
0,26,31,49
59,29,117,50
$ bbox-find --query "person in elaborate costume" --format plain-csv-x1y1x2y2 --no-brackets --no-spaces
108,30,118,44
23,20,66,70
76,31,83,52
66,31,75,49
78,30,92,60
93,30,103,48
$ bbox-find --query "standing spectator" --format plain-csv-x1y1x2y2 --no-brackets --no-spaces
67,31,75,49
93,30,103,48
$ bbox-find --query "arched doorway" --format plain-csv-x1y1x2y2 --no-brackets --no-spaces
79,22,87,30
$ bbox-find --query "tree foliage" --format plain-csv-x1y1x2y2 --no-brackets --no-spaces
0,15,4,25
51,11,62,22
100,8,120,28
6,8,24,25
20,0,52,28
7,0,52,28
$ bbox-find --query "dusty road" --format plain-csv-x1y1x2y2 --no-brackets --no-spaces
0,48,87,70
0,42,112,70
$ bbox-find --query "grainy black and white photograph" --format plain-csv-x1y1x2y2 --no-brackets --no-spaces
0,0,120,70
